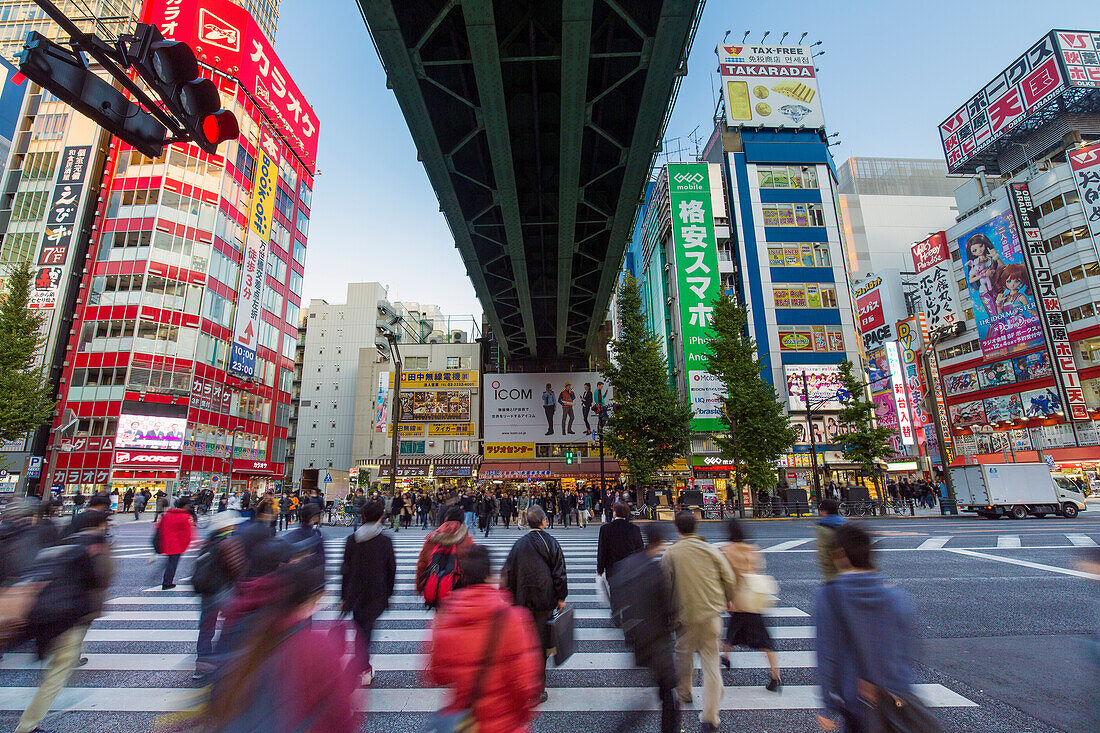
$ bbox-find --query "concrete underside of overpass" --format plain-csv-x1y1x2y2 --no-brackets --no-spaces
358,0,704,365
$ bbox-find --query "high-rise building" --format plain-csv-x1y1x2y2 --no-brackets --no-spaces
232,0,278,41
36,0,317,498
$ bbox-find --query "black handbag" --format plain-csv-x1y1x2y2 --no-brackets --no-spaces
422,607,507,733
828,584,943,733
548,605,575,666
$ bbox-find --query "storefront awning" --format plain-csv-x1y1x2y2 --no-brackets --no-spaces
480,461,621,479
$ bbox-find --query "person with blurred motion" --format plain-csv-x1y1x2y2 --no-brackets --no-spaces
200,539,358,732
477,492,496,538
36,500,62,548
416,506,474,607
426,544,543,731
596,501,643,581
285,502,326,568
501,505,568,703
719,518,782,691
418,492,433,530
390,491,405,534
814,523,917,732
191,512,246,680
1078,547,1100,728
132,489,148,520
816,499,846,582
156,496,195,590
236,498,278,572
14,507,113,733
70,489,84,518
0,499,47,594
609,522,679,733
341,499,395,687
662,511,736,733
154,492,169,522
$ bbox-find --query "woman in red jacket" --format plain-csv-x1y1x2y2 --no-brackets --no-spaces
156,496,195,589
426,544,543,732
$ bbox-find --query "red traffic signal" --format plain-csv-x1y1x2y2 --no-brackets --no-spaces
202,109,239,147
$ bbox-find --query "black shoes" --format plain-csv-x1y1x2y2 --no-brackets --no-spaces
539,690,549,703
766,676,783,693
161,583,176,590
720,655,731,669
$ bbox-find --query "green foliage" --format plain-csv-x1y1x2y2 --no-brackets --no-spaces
835,359,893,477
0,262,56,446
705,296,795,492
600,274,693,487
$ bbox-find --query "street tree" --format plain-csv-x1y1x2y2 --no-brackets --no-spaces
0,262,56,449
705,295,795,502
835,359,893,494
600,274,693,488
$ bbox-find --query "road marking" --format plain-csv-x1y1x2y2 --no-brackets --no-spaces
918,536,952,550
763,539,813,552
996,535,1021,549
946,549,1100,580
1067,534,1098,547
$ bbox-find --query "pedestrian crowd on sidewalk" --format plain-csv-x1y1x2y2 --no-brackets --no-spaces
0,480,979,732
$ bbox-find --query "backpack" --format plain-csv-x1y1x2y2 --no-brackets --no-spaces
25,538,92,629
192,535,240,596
422,543,461,609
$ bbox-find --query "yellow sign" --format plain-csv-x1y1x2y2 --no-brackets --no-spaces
387,423,426,437
484,442,536,459
428,423,475,437
560,478,577,491
394,370,479,389
248,145,277,241
667,458,689,472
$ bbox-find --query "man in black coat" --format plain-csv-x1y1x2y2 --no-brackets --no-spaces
498,493,513,529
341,499,396,687
501,505,568,701
609,523,678,733
597,501,644,579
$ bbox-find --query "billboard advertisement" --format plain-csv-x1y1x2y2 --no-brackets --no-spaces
853,276,895,350
895,320,928,438
885,342,915,445
1022,386,1063,417
948,400,987,428
668,163,724,431
983,393,1024,423
484,373,611,443
957,209,1044,359
785,365,847,411
1068,141,1100,255
30,146,92,309
116,414,186,451
944,369,980,396
142,0,319,168
976,359,1017,388
911,232,950,273
1055,30,1100,89
230,129,278,379
718,44,824,129
1012,351,1053,381
910,233,959,331
398,391,471,422
939,31,1068,173
374,372,389,433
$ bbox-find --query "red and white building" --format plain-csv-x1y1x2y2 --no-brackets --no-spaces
38,0,318,498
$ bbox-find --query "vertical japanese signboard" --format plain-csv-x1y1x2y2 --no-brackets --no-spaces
230,132,278,378
30,146,91,309
1068,141,1100,260
920,315,954,466
1008,182,1090,421
885,341,915,446
910,232,959,331
668,163,723,431
895,319,928,443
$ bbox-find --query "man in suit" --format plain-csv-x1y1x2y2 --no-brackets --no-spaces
596,501,644,579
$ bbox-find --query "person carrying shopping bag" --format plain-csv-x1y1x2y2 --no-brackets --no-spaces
719,518,782,692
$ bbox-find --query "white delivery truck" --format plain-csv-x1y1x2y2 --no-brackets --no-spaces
950,462,1087,519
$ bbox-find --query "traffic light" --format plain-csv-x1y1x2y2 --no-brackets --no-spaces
126,24,238,154
564,450,574,465
17,33,167,157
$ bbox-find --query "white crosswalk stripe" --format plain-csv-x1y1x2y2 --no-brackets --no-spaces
0,527,977,720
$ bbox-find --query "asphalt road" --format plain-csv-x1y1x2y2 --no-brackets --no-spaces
1,511,1098,732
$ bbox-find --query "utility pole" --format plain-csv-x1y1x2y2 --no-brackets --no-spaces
921,333,959,514
801,371,821,500
386,333,403,498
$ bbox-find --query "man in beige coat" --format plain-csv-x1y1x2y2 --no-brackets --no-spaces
661,511,736,732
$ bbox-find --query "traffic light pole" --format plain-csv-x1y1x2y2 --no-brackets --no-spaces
802,371,822,501
387,335,402,498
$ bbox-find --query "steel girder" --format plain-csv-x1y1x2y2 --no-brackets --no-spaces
358,0,703,362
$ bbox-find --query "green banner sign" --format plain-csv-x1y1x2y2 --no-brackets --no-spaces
668,163,724,432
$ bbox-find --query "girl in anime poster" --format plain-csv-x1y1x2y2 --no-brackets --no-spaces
994,263,1037,318
966,233,1005,316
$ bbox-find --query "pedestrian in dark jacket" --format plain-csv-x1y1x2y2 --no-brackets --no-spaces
597,501,644,578
237,498,278,578
157,498,195,589
814,523,917,733
192,512,246,680
609,523,679,733
390,493,405,533
501,505,568,702
815,499,846,582
418,493,433,529
132,491,148,520
477,493,496,538
341,499,396,687
284,502,326,568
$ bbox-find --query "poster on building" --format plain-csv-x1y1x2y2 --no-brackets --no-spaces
1067,140,1100,254
1054,30,1100,89
853,276,893,350
30,145,91,309
667,163,724,431
718,44,825,129
957,210,1044,358
400,370,479,389
230,131,278,379
785,365,847,411
872,388,898,431
911,232,950,273
885,341,915,445
945,369,980,396
895,320,928,436
983,393,1024,423
374,372,389,433
1012,351,1053,381
484,373,611,443
910,234,959,331
948,400,988,428
1022,386,1063,417
976,359,1017,388
867,346,889,387
399,390,471,422
1008,182,1090,420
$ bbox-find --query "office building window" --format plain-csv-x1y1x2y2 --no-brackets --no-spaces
757,165,819,189
760,203,826,227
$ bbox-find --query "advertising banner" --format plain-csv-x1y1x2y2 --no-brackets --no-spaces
399,390,471,422
484,443,536,460
784,365,847,411
1012,351,1053,381
386,423,425,437
983,393,1024,423
230,130,278,379
142,0,319,167
957,209,1044,358
885,341,915,445
896,320,928,440
374,372,389,433
484,373,610,443
948,400,987,428
1022,386,1063,417
977,359,1017,388
401,370,478,389
944,369,980,396
116,414,185,450
939,31,1068,173
427,423,475,437
1068,140,1100,255
668,163,723,431
1054,30,1100,89
718,44,824,129
919,315,954,466
910,235,959,331
911,232,950,273
1008,182,1090,420
112,450,182,468
30,146,91,309
872,388,898,431
190,375,232,414
853,276,894,350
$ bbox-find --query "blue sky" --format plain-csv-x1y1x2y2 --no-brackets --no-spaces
273,0,1097,319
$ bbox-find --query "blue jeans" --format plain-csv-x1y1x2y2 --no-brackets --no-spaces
464,511,476,529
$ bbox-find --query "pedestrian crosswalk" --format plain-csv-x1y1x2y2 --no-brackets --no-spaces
0,525,985,729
